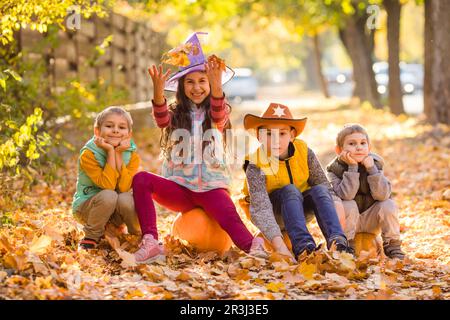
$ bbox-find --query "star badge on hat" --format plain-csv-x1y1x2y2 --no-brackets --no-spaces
244,103,307,137
272,105,286,118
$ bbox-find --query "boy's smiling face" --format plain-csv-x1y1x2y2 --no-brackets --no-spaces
94,113,130,147
184,71,210,105
257,124,296,159
337,132,370,163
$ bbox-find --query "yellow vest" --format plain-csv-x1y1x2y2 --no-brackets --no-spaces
242,139,310,198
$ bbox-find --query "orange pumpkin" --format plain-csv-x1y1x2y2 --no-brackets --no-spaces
171,208,232,255
354,232,380,257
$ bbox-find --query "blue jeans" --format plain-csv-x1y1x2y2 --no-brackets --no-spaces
269,184,346,257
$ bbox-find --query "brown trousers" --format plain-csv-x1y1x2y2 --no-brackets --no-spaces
75,190,141,241
341,199,400,243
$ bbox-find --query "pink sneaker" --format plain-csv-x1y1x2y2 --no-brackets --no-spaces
248,237,268,259
134,234,165,264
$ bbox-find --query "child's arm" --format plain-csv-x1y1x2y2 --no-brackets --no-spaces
246,165,288,245
152,100,172,128
205,59,229,133
326,166,360,201
117,152,141,193
246,164,293,259
210,97,230,132
364,159,392,200
307,148,335,193
148,65,172,128
80,149,118,190
114,137,131,172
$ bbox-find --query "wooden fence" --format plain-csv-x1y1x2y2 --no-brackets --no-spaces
18,12,167,102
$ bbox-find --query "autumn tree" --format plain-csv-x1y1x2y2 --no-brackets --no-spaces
424,0,450,124
384,0,404,115
0,1,112,174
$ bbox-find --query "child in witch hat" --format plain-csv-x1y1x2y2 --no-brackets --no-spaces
241,103,352,260
132,32,267,264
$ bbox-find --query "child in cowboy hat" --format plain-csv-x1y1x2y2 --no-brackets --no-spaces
132,32,267,264
241,103,352,260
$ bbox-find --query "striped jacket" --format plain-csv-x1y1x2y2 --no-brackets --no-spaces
152,95,231,192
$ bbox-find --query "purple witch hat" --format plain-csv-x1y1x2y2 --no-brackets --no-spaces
164,32,235,92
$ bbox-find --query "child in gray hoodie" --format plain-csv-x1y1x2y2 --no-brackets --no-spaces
326,123,405,259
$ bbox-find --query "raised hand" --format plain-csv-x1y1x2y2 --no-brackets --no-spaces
148,64,171,105
205,56,224,98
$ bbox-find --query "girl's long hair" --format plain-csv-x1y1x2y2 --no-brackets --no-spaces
160,73,232,161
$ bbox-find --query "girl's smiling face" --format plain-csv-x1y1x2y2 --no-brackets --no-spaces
183,71,210,105
94,113,130,147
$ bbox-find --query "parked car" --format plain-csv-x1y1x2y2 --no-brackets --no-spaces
223,68,259,102
324,67,353,85
373,61,423,95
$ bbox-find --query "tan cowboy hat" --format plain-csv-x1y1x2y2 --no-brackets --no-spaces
244,103,307,136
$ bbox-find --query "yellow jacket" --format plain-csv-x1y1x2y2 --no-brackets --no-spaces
79,149,140,193
243,139,310,197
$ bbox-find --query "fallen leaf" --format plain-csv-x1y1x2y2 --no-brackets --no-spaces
0,234,14,253
239,258,255,269
116,248,137,268
0,271,7,282
29,235,52,255
176,271,191,282
44,225,64,242
125,289,145,299
325,272,350,284
105,234,120,250
3,252,29,271
432,285,442,299
282,272,304,284
298,261,317,280
266,282,285,293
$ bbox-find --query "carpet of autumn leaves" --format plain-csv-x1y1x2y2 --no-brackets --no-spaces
0,101,449,300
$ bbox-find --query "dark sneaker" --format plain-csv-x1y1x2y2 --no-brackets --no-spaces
383,239,406,260
347,239,356,255
330,236,354,254
79,238,98,250
296,242,317,257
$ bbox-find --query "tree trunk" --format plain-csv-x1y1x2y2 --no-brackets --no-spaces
338,13,382,108
424,0,450,124
423,0,433,119
384,0,404,115
302,36,320,91
312,33,330,98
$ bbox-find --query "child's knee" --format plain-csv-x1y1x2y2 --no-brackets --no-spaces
377,199,398,217
334,200,346,228
279,184,302,201
132,171,151,190
117,192,135,213
342,200,359,219
95,190,119,210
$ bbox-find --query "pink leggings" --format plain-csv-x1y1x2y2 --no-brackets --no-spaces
132,171,254,252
